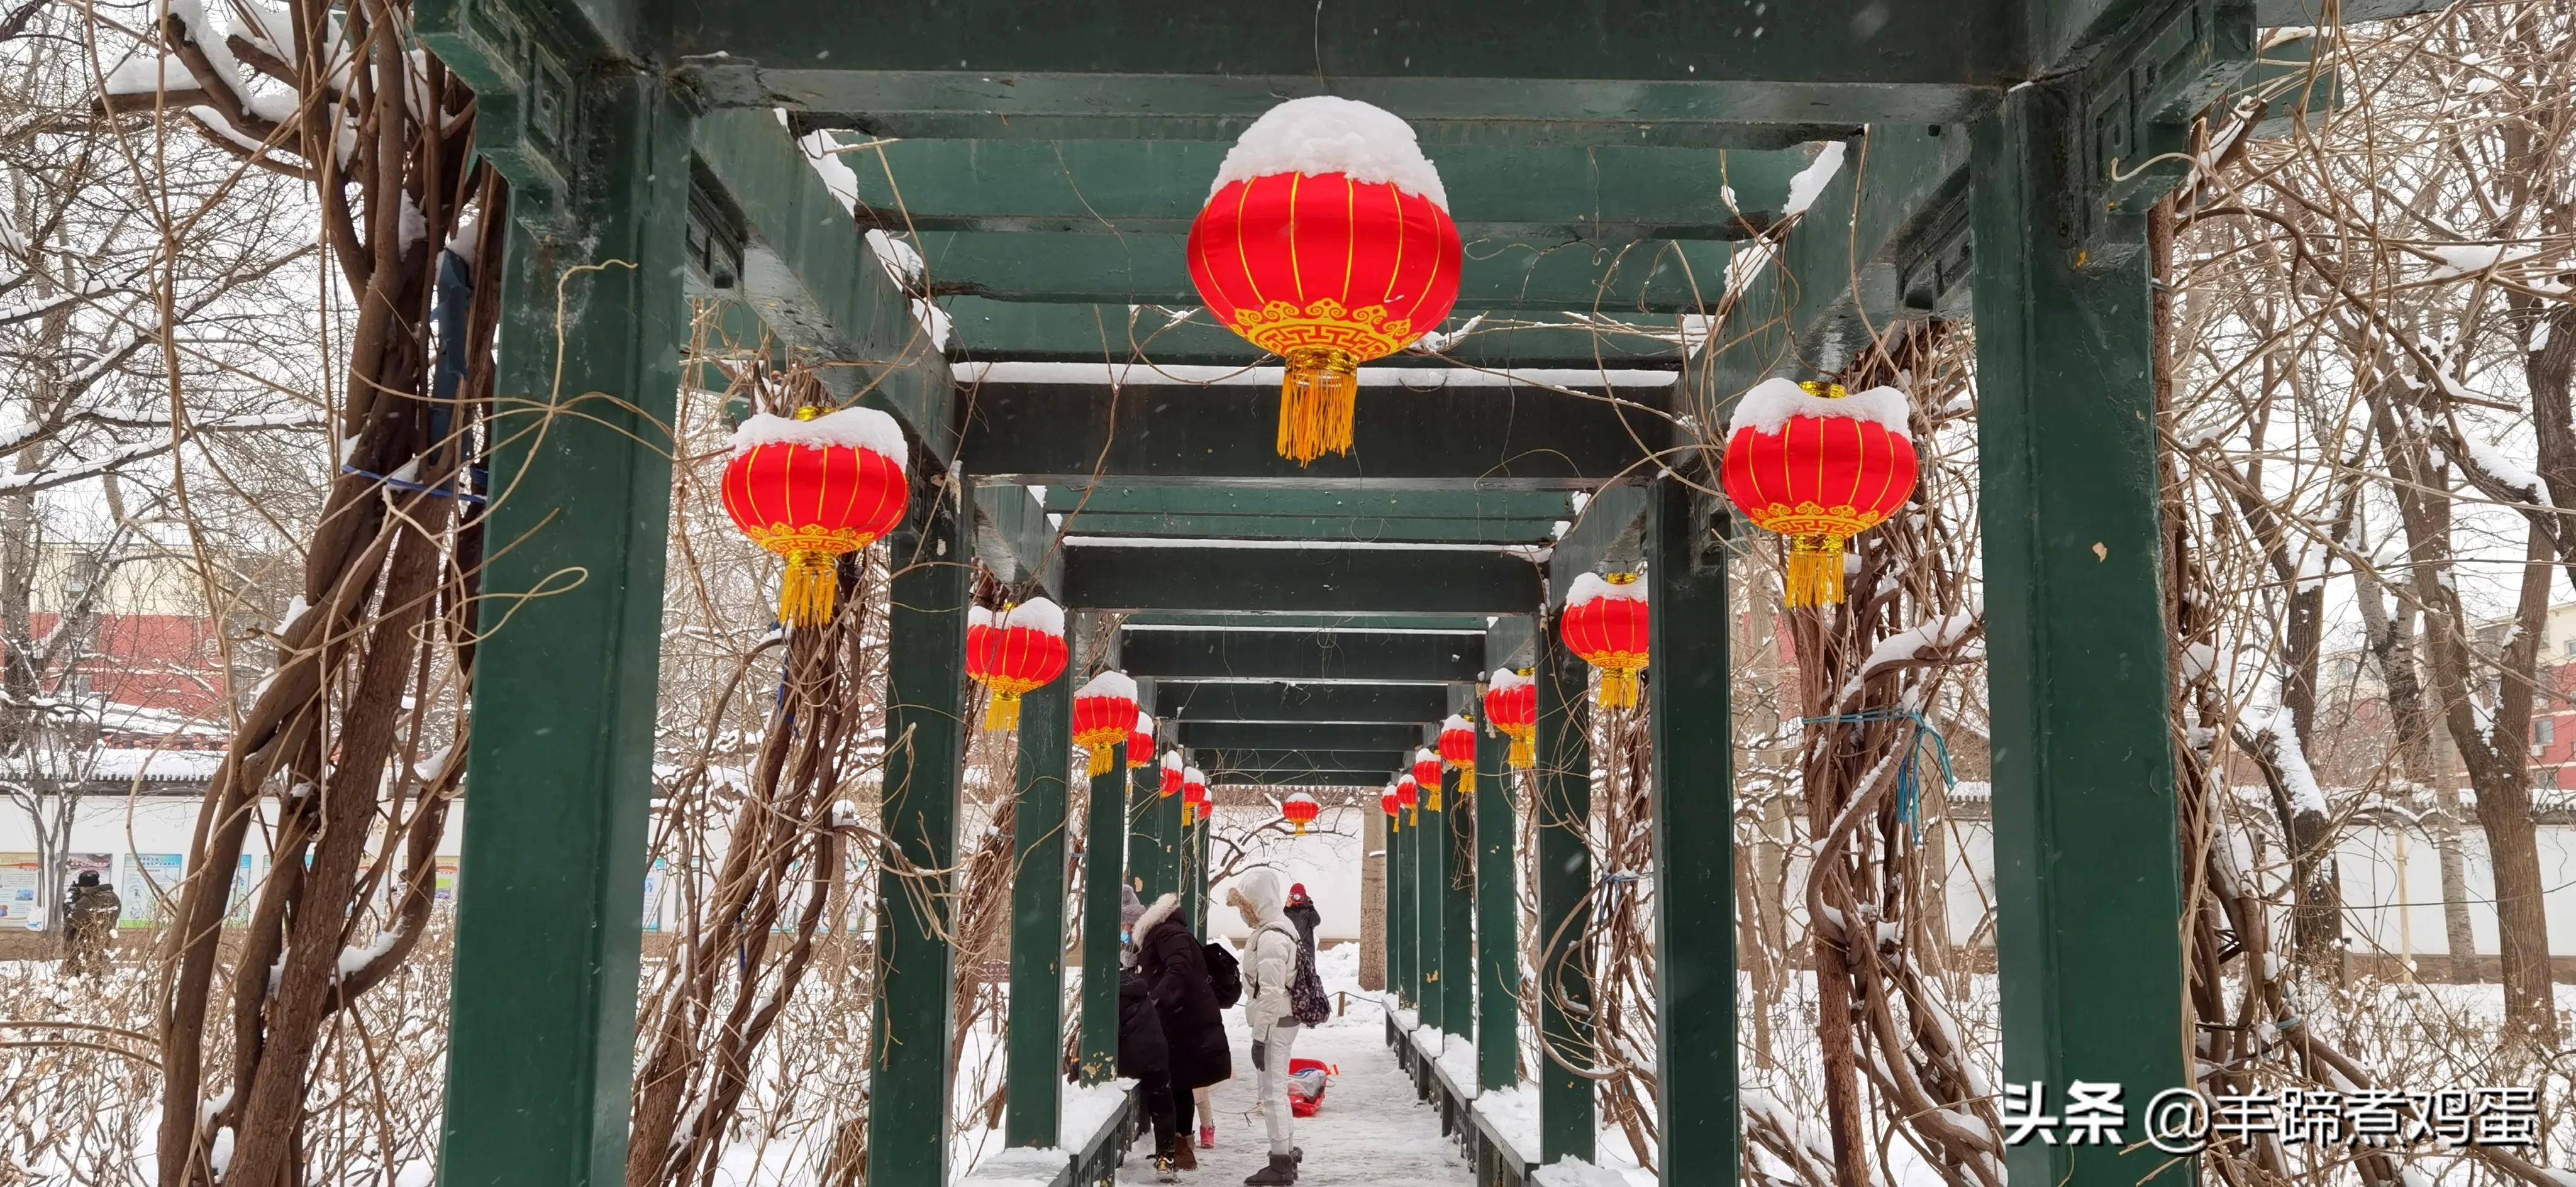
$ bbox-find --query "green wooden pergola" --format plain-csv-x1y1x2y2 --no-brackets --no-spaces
415,1,2390,1183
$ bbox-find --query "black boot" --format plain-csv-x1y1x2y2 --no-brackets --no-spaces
1243,1154,1297,1185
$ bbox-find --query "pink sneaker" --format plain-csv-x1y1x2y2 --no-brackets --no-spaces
1198,1124,1214,1149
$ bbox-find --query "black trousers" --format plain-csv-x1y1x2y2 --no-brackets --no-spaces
1137,1068,1179,1156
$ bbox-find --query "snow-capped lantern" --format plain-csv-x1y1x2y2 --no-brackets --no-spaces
1718,378,1920,608
1560,572,1650,709
1129,710,1157,768
1484,668,1536,770
720,405,909,627
1381,785,1402,833
1072,671,1139,776
1182,767,1210,827
1282,792,1320,836
1395,774,1420,827
1187,97,1463,466
1160,749,1186,798
1411,747,1445,813
1439,714,1477,798
964,599,1067,731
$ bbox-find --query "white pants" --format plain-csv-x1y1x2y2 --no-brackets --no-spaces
1258,1023,1301,1156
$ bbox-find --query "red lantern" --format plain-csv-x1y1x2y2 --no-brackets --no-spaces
1395,774,1419,827
964,598,1067,732
1282,792,1320,836
1439,714,1477,798
1160,750,1185,798
1561,572,1650,709
1182,767,1209,827
721,406,909,627
1411,747,1445,814
1719,379,1920,608
1187,97,1463,466
1129,711,1157,768
1381,787,1402,833
1072,671,1139,777
1484,668,1535,770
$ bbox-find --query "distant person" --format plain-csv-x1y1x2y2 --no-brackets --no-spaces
1228,870,1304,1186
1283,883,1321,961
1118,888,1182,1180
1135,889,1231,1173
60,871,120,976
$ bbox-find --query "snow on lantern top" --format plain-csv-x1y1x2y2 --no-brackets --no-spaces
1726,377,1912,438
1135,709,1155,732
1565,571,1648,608
1000,597,1065,636
730,406,909,468
1211,96,1448,210
1489,668,1532,692
1075,670,1138,702
967,605,994,629
1441,714,1473,734
1163,749,1185,771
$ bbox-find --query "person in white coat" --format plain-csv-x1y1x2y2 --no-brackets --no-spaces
1225,870,1302,1186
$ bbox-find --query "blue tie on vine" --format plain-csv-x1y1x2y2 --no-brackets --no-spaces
1797,707,1957,842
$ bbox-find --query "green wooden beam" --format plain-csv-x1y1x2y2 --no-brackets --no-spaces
1176,722,1428,754
869,489,972,1186
1065,546,1538,614
1971,79,2187,1187
973,482,1063,598
1155,682,1449,724
1548,484,1651,604
1199,748,1409,777
1004,670,1072,1146
1647,478,1736,1184
1473,649,1519,1093
947,301,1684,370
835,140,1807,241
1046,487,1574,521
1535,631,1594,1164
687,110,957,463
960,378,1670,488
1119,629,1484,683
915,231,1735,312
1060,512,1562,544
1129,612,1496,632
1076,742,1127,1085
439,74,689,1187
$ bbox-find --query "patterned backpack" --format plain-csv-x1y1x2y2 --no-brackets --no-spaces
1261,923,1332,1027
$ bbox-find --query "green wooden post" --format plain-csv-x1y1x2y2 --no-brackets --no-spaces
1130,762,1164,902
1474,690,1519,1092
1442,762,1474,1041
1078,741,1128,1084
1536,628,1594,1164
1416,758,1447,1032
1005,671,1073,1146
1647,478,1736,1183
439,74,689,1186
1197,811,1215,932
1972,82,2187,1187
1389,802,1409,1007
1179,804,1201,936
869,482,972,1187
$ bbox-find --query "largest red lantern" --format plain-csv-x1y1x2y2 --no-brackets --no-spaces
1719,379,1920,608
964,598,1067,732
721,406,909,627
1187,97,1463,466
1072,671,1138,776
1440,714,1477,798
1562,573,1650,709
1484,669,1535,770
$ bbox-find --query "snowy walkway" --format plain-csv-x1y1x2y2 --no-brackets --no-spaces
1116,976,1472,1184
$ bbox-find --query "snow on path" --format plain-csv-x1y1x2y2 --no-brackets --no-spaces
1118,992,1472,1184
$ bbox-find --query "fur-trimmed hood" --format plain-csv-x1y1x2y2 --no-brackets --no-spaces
1133,891,1184,944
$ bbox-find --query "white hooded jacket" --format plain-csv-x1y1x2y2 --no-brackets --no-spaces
1229,869,1300,1041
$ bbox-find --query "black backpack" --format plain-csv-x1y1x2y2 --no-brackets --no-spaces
1203,941,1243,1008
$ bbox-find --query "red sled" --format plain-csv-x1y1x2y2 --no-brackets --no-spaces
1286,1058,1335,1117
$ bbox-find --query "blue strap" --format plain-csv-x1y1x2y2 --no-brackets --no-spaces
1797,707,1957,842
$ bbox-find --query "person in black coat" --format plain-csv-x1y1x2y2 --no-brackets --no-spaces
1117,889,1182,1169
1135,890,1231,1168
1284,882,1321,963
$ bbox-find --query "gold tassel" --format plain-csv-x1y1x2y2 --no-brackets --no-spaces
984,690,1021,732
1408,804,1419,827
1183,802,1196,828
1455,768,1474,798
1292,821,1307,837
1785,535,1847,608
779,549,839,627
1277,347,1360,466
1507,732,1534,770
1594,668,1641,709
1427,785,1443,813
1391,814,1400,834
1085,747,1114,778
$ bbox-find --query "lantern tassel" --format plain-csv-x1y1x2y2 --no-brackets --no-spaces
1278,347,1360,466
1456,768,1474,798
1086,747,1114,778
984,690,1022,732
780,549,839,627
1292,821,1306,837
1785,535,1847,608
1426,785,1442,814
1409,805,1419,827
1594,668,1641,709
1507,732,1534,770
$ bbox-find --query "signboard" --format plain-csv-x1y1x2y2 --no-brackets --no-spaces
0,853,38,924
120,853,183,926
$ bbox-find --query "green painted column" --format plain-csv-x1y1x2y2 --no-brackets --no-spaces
1179,803,1201,937
1536,627,1594,1164
1972,83,2187,1187
1005,670,1072,1146
1077,741,1128,1084
1416,760,1447,1032
1197,812,1215,932
439,74,689,1186
1443,763,1474,1045
1647,478,1735,1183
1474,692,1519,1092
1130,761,1167,903
868,483,972,1187
1388,803,1409,1007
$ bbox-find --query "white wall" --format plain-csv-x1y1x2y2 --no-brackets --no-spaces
1200,801,1372,944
